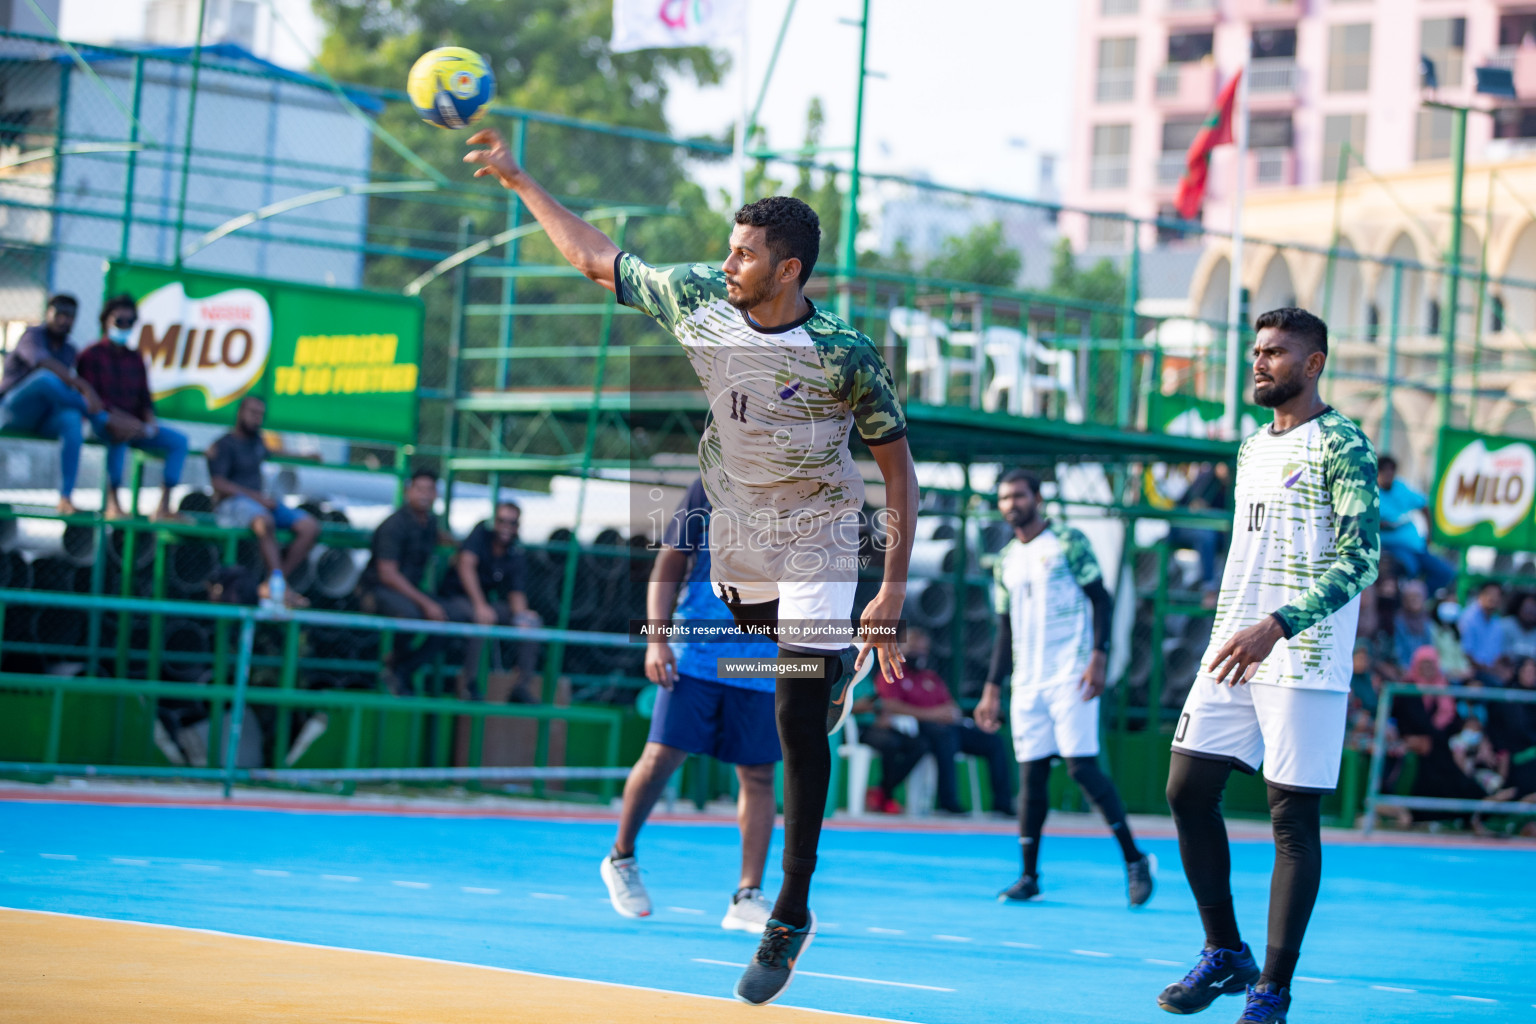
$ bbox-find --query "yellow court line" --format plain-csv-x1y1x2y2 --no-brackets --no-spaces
1,907,908,1024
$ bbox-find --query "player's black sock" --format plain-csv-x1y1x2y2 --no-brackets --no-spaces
1167,752,1243,950
1261,784,1323,988
1017,757,1052,876
769,648,835,930
1065,756,1142,863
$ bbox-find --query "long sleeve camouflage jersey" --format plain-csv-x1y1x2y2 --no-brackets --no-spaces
1198,407,1380,693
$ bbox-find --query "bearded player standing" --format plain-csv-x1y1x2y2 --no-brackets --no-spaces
464,128,916,1007
1156,308,1379,1024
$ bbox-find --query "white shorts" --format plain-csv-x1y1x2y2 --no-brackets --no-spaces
1172,676,1349,792
712,579,858,653
1010,681,1101,763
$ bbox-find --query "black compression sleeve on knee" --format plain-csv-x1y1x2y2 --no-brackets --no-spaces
1167,752,1242,951
1262,784,1324,988
1065,756,1141,863
1017,758,1052,877
769,646,836,929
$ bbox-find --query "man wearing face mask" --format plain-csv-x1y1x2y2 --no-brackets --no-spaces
75,294,191,522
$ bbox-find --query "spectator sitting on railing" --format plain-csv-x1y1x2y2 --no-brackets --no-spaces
361,467,456,696
879,627,1014,816
207,395,320,608
0,293,108,516
438,499,541,699
1458,580,1509,687
1376,455,1455,595
74,294,190,523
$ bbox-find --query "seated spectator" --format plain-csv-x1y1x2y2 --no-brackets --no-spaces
850,675,930,815
1346,642,1406,794
1165,461,1230,599
207,395,319,606
1457,580,1508,687
439,500,541,696
361,467,455,695
1392,580,1470,681
1489,659,1536,815
0,293,108,515
1377,455,1455,594
74,294,190,522
1501,592,1536,663
877,627,1014,815
1392,646,1492,829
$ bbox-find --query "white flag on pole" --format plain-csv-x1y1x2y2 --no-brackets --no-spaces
611,0,745,53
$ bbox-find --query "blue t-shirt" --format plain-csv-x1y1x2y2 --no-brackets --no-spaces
1379,480,1428,551
666,480,777,692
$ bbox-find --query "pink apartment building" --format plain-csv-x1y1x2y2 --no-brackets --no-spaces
1064,0,1536,239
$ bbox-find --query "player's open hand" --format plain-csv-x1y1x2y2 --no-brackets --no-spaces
1206,614,1286,686
1079,652,1107,701
644,640,678,690
856,585,906,683
463,128,524,188
974,683,1002,733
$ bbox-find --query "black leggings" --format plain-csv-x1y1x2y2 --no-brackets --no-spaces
1018,756,1140,875
1166,752,1323,987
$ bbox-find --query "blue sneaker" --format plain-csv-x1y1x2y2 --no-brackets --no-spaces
733,911,816,1005
1157,943,1260,1014
1236,982,1289,1023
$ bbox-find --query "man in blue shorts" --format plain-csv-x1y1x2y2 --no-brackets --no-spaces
601,479,782,933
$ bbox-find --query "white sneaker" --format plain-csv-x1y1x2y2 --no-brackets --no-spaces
600,854,652,918
720,887,773,932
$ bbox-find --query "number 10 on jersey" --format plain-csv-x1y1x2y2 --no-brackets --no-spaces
1246,502,1267,532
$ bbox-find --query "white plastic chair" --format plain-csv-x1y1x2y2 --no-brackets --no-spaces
980,326,1084,421
837,713,877,818
840,714,986,817
886,308,984,406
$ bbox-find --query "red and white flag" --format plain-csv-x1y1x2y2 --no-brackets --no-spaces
612,0,746,53
1174,70,1243,221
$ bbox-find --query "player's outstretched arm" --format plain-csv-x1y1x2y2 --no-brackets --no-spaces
857,436,919,683
463,127,619,292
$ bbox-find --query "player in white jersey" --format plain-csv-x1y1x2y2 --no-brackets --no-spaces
464,129,917,1008
1156,309,1379,1024
975,470,1153,908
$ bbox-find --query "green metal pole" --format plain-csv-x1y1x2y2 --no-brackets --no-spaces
222,615,256,799
950,463,971,695
1437,106,1468,436
747,0,800,143
1361,682,1396,836
836,0,871,323
442,216,471,523
1468,168,1495,430
172,0,209,267
490,118,529,501
118,55,144,260
1320,143,1350,327
1382,262,1402,455
1117,229,1140,429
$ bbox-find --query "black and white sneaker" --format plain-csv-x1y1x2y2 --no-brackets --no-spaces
1156,943,1260,1014
1127,852,1156,908
826,647,867,735
998,873,1042,902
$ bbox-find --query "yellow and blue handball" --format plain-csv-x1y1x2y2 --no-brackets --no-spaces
407,47,494,130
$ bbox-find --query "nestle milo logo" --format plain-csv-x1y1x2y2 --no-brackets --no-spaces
135,281,272,409
1437,438,1536,537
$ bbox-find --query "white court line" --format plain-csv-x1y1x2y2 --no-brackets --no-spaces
933,934,972,943
322,874,360,882
183,864,219,872
691,959,955,992
462,887,499,895
1144,959,1183,967
253,869,290,877
392,881,430,889
530,892,567,900
40,853,77,860
1371,985,1417,994
1451,996,1498,1004
110,858,149,866
666,907,704,915
1071,950,1113,959
1001,941,1040,950
867,927,905,935
1294,976,1337,985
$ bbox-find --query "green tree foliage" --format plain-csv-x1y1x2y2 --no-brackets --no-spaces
1046,237,1126,309
923,222,1021,287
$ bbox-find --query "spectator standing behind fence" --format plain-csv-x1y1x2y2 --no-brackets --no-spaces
1166,461,1231,601
1458,581,1508,686
438,500,541,698
878,627,1015,816
74,295,190,524
1376,455,1455,595
207,395,320,608
0,294,108,516
362,468,456,696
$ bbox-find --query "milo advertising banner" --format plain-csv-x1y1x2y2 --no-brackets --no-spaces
104,263,424,445
1433,429,1536,551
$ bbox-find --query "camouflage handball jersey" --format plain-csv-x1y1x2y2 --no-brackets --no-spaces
1199,408,1380,693
616,253,907,585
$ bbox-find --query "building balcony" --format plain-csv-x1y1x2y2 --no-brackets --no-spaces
1251,147,1295,187
1248,57,1299,96
1101,0,1140,15
1234,0,1298,19
1096,68,1136,104
1157,152,1189,187
1154,62,1218,108
1485,46,1536,98
1164,0,1217,23
1090,156,1131,191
